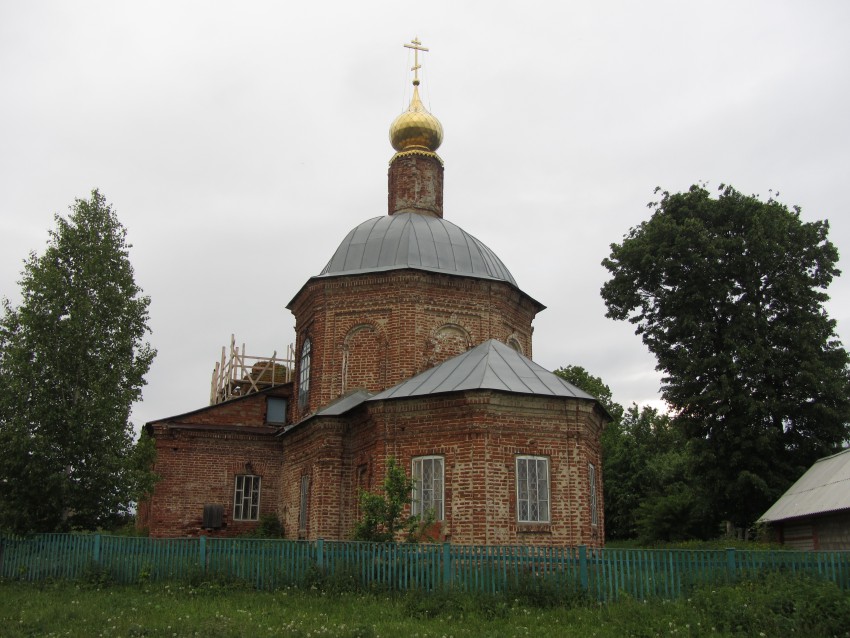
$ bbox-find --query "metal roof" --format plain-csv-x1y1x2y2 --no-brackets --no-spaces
759,448,850,523
369,339,597,402
314,389,373,416
318,212,517,286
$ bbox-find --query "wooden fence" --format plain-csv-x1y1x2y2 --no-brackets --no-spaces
1,534,848,602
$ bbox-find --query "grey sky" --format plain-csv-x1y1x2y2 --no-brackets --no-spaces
2,1,849,428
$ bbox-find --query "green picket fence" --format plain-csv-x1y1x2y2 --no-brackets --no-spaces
1,534,847,601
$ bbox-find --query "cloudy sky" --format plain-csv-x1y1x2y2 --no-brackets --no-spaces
2,1,849,429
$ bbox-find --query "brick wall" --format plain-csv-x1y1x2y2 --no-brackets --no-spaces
289,270,542,420
388,153,444,217
142,424,284,538
279,391,605,547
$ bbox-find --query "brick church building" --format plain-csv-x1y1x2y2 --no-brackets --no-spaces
140,41,608,546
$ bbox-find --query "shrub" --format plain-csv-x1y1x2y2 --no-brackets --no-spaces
690,571,850,636
248,513,284,538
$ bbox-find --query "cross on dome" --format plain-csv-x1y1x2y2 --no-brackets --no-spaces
389,36,443,155
404,37,429,86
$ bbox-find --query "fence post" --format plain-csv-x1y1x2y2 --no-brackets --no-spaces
726,547,736,581
92,533,101,566
579,545,588,591
317,538,324,571
442,542,451,589
199,535,207,572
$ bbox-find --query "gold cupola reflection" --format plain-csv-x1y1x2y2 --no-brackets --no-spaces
389,38,443,155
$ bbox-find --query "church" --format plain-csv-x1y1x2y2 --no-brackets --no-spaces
139,40,608,547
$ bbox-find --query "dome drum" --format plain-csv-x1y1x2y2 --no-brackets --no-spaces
388,153,444,217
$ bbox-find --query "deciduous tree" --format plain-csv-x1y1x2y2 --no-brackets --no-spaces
0,190,156,533
352,457,432,542
601,184,850,528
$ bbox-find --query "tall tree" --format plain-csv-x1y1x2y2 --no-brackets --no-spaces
0,190,156,533
601,184,850,528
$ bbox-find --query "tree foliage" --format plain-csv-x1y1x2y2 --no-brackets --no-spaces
601,184,850,527
352,457,432,542
0,190,157,533
554,366,697,541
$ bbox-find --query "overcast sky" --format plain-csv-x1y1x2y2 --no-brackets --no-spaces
2,1,849,429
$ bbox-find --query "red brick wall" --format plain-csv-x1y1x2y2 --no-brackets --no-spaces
153,388,293,429
143,425,283,537
289,271,541,420
388,153,444,217
278,391,605,547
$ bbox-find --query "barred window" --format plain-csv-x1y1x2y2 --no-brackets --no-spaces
411,456,444,520
516,456,550,523
233,475,261,521
589,462,599,527
298,338,312,409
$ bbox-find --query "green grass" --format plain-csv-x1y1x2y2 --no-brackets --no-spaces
1,571,848,637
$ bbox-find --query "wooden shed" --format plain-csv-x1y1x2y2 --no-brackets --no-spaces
759,448,850,550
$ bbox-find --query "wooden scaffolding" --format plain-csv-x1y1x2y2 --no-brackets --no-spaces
210,335,294,405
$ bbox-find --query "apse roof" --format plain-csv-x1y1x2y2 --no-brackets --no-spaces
318,212,517,286
369,339,597,402
759,448,850,523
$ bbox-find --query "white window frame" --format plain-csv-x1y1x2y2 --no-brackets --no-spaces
589,462,599,527
233,474,261,521
298,338,312,409
411,455,444,521
516,456,550,523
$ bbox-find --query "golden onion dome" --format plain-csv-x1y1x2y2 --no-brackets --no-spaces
389,82,443,153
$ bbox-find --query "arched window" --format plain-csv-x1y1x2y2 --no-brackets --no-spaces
298,338,312,409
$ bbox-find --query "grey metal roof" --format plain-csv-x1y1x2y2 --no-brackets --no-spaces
318,213,517,286
314,389,373,416
759,448,850,523
369,339,598,402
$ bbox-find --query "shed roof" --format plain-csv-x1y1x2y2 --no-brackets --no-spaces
759,448,850,523
369,339,597,402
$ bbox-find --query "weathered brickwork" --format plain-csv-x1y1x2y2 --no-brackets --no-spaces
288,270,542,421
388,153,444,217
141,425,284,538
138,389,292,537
267,391,606,546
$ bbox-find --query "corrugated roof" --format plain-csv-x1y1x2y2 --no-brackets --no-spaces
318,213,517,286
369,339,597,402
759,448,850,523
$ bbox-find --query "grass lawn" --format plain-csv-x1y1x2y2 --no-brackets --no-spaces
0,572,847,638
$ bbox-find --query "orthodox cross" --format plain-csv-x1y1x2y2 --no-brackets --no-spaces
404,37,429,84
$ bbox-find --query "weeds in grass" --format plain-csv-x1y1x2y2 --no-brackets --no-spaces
2,565,848,637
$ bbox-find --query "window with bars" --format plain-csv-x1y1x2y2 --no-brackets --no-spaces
516,456,550,523
299,474,309,532
589,462,598,527
298,338,311,409
411,456,444,520
233,475,261,521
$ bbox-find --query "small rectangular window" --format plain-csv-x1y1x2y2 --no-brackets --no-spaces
589,463,599,527
299,474,309,532
267,397,287,424
233,475,261,521
516,456,550,523
411,456,444,520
